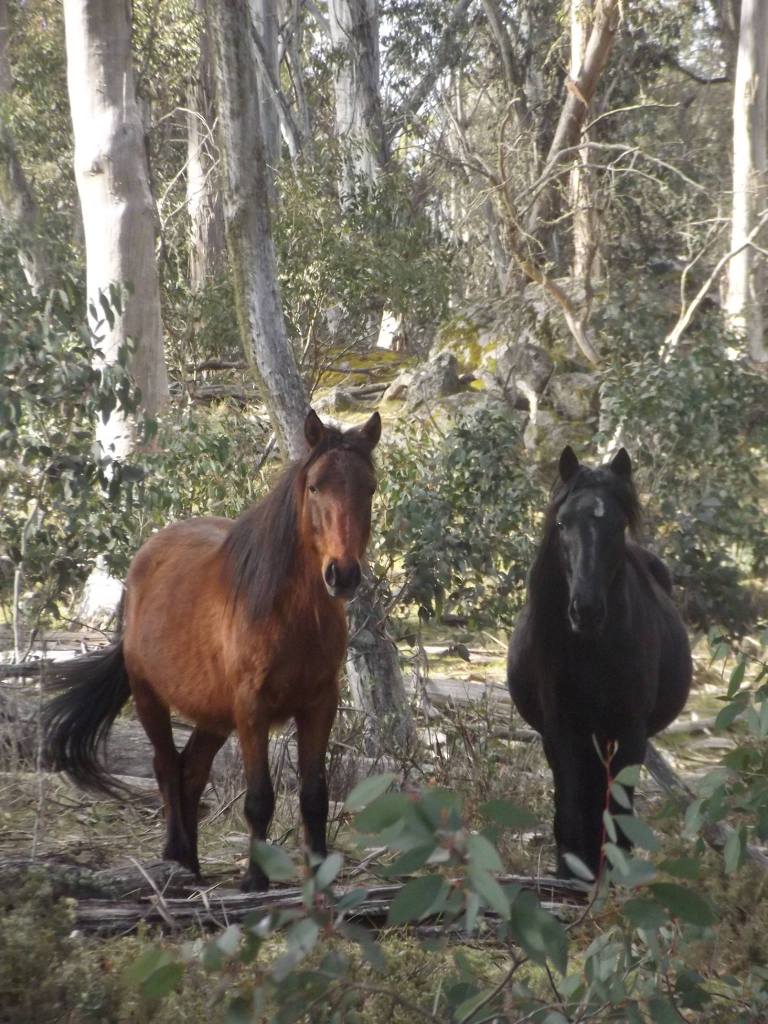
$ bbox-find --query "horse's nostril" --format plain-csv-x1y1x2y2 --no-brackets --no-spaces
348,562,362,590
324,562,338,588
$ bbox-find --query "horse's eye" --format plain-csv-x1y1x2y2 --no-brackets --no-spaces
308,484,318,495
555,520,565,530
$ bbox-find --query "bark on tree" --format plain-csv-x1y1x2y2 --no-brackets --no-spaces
187,1,225,291
211,0,416,752
570,0,601,283
249,0,281,172
63,0,169,459
524,0,619,239
0,0,50,294
725,0,768,363
328,0,388,196
210,0,308,458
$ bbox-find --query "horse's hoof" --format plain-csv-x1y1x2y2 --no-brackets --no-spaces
163,845,200,877
240,869,270,893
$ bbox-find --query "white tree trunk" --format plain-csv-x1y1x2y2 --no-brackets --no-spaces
63,0,168,459
249,0,281,172
725,0,768,363
212,0,415,752
187,4,225,291
0,0,49,294
570,0,601,283
524,0,619,239
210,0,307,458
328,0,387,196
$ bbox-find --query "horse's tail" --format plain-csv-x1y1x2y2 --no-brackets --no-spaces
42,630,131,797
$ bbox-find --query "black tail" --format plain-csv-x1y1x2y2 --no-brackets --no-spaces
42,640,131,797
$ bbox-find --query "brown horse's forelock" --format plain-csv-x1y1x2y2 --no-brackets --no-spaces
221,430,375,622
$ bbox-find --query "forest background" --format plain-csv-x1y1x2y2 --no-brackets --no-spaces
1,0,768,1022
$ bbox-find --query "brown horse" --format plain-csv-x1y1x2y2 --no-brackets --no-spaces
43,409,381,890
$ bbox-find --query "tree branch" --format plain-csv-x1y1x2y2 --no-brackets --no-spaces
524,0,620,237
248,10,305,161
660,207,768,362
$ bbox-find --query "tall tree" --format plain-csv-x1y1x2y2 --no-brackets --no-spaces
524,0,619,240
187,0,225,291
570,0,601,284
63,0,168,459
210,0,415,751
328,0,388,196
210,0,307,457
0,0,50,294
249,0,281,172
725,0,767,363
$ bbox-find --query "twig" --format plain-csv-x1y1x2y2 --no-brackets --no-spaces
660,208,768,361
127,856,180,930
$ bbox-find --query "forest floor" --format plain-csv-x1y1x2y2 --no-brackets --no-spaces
1,621,766,1022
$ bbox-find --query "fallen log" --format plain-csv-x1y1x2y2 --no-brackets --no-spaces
1,856,197,901
68,872,586,935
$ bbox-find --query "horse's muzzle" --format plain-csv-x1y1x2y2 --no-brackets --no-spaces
568,595,606,635
323,559,362,599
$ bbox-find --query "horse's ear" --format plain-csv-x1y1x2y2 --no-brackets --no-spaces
610,447,632,479
559,445,580,483
304,408,326,449
358,411,381,450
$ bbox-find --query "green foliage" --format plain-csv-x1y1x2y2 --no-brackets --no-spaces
0,281,145,624
119,758,768,1023
598,312,768,630
274,156,452,356
374,405,542,625
136,403,271,527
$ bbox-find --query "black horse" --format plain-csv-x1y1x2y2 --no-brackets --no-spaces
507,446,691,878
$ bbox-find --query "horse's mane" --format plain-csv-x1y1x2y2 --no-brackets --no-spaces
529,463,643,614
221,427,374,621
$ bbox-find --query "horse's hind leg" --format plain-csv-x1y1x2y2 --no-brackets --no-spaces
179,728,227,875
131,680,195,872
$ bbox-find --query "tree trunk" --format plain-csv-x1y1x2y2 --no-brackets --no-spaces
570,0,601,283
0,0,50,294
725,0,768,364
210,0,307,458
63,0,169,459
211,0,415,751
328,0,388,196
187,2,225,291
524,0,619,239
249,0,281,172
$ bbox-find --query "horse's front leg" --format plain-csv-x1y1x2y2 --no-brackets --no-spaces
542,730,589,878
607,729,649,850
295,688,338,865
236,700,274,892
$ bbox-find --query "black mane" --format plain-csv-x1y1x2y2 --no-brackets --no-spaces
221,427,374,621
